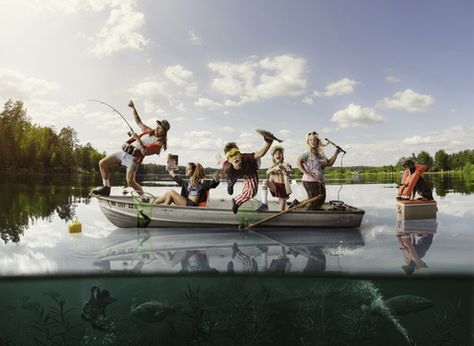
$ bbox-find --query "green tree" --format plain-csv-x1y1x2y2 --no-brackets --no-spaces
434,149,449,171
416,151,433,167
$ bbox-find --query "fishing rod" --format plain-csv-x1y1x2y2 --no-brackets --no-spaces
324,137,346,154
88,99,135,134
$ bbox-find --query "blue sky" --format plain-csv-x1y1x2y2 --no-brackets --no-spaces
0,0,472,167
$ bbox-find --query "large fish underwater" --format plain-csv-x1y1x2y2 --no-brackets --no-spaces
296,280,433,345
131,300,177,323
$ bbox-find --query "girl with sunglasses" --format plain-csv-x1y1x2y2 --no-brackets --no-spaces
296,131,342,209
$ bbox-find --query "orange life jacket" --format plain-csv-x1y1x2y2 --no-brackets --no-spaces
397,164,428,199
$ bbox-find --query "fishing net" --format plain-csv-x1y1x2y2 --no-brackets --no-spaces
131,192,156,228
237,199,260,228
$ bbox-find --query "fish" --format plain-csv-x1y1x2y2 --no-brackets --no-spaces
383,295,433,316
131,301,177,323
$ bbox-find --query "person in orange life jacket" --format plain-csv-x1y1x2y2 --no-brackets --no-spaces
154,162,220,206
257,146,292,212
296,131,342,210
92,100,169,197
221,134,274,214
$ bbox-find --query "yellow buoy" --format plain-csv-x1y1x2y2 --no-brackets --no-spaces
68,219,82,233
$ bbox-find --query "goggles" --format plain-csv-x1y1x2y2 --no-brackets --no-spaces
307,131,319,136
225,148,241,160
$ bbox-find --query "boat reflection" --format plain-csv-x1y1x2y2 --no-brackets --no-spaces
396,219,437,276
93,228,365,274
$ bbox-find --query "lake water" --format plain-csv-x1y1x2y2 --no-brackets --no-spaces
0,175,473,345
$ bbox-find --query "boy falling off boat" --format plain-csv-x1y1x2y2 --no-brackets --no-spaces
221,130,282,214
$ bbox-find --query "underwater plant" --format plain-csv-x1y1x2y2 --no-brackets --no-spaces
26,292,82,346
429,300,469,346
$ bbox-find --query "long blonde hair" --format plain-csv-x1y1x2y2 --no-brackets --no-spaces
188,162,206,186
305,132,327,158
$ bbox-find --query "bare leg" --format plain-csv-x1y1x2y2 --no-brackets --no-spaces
126,167,143,194
279,198,287,211
266,180,277,194
99,154,120,180
155,190,187,206
166,190,188,206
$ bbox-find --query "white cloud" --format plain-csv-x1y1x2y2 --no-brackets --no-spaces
279,129,291,136
90,2,148,58
376,89,434,112
401,124,473,150
164,65,194,86
331,103,384,128
31,0,121,14
203,54,307,109
401,135,436,145
0,68,59,100
340,124,474,166
194,97,221,109
256,55,307,98
302,96,313,105
221,126,235,133
0,249,57,275
321,78,358,97
128,79,170,113
188,130,213,138
188,29,202,46
385,76,400,83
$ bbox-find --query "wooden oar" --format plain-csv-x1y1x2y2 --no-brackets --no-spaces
247,194,322,229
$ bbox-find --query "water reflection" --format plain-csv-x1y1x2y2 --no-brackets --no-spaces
0,179,93,244
397,220,437,276
93,228,364,274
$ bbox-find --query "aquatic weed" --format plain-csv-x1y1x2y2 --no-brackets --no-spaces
169,284,217,346
0,336,16,346
27,293,82,346
429,300,468,346
222,288,273,346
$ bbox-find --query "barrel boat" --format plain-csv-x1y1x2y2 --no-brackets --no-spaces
96,196,365,229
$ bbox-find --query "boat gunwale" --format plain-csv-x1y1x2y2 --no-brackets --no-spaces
96,195,366,215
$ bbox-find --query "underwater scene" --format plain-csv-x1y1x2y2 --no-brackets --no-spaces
0,276,472,346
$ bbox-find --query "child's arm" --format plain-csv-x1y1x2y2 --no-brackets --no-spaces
266,164,278,175
128,100,148,131
254,139,273,160
325,148,343,167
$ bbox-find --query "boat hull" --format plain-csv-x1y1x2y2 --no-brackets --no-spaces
96,196,365,229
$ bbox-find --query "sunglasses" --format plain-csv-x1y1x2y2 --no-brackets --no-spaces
307,131,319,136
228,152,240,159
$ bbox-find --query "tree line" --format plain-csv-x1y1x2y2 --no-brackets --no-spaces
0,100,104,173
1,99,472,177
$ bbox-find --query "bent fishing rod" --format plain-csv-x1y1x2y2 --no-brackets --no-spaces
88,99,135,134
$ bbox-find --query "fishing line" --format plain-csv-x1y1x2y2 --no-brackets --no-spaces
88,99,135,133
337,152,346,201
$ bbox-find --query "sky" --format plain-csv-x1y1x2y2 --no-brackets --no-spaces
0,0,473,168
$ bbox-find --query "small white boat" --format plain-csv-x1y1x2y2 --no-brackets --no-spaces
96,196,365,229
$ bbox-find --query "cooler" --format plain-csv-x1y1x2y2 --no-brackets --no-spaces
396,200,437,220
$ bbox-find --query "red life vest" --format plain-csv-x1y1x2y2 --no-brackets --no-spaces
125,129,162,164
397,164,428,199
